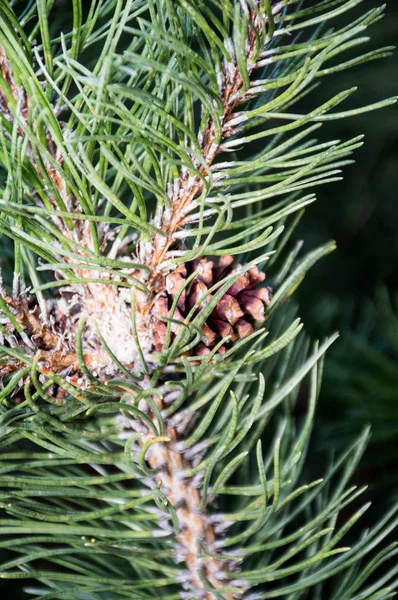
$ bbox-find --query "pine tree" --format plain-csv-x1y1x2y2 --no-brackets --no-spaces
0,1,397,599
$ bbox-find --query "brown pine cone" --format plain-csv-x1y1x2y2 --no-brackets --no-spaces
152,256,272,356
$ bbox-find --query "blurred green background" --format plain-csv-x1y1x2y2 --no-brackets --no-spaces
293,0,398,507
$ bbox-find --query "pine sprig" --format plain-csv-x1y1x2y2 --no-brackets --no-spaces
0,1,396,599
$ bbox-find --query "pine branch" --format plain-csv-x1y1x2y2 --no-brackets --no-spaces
0,1,397,599
142,2,281,271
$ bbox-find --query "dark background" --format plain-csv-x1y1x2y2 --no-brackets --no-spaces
294,0,398,510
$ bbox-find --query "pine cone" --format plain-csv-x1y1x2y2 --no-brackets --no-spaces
152,256,272,356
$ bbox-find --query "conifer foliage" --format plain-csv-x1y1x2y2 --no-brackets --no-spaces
0,1,397,598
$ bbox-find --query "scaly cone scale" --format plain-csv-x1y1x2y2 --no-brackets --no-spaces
152,256,272,356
